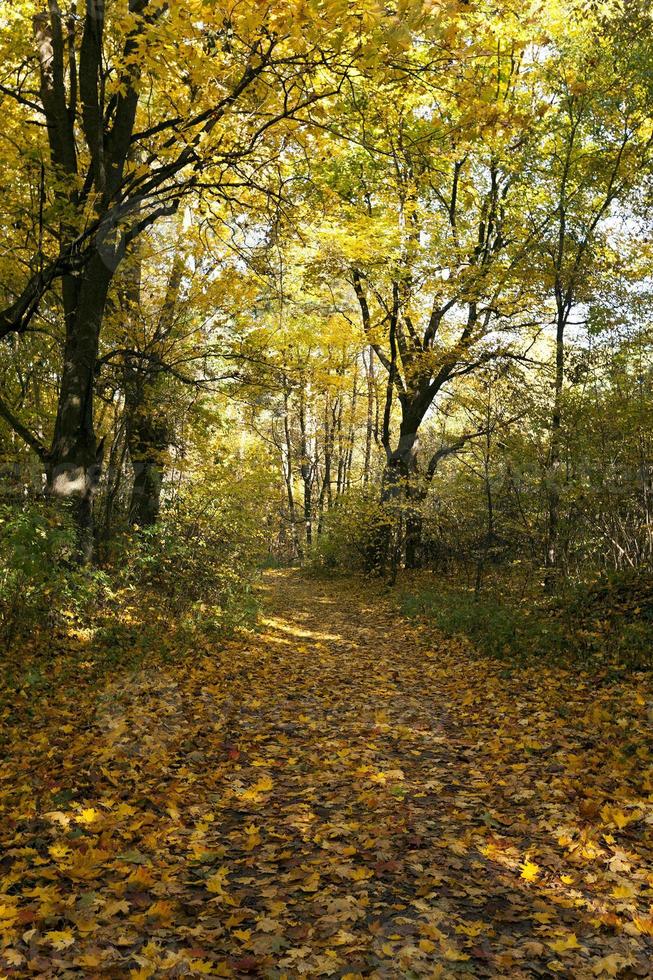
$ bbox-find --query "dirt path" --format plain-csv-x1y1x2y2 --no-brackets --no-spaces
1,570,652,978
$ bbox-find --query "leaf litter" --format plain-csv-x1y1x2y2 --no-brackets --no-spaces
1,570,652,977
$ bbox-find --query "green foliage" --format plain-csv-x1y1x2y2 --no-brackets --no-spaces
113,452,274,632
308,489,392,573
401,574,653,671
0,501,111,644
401,588,567,665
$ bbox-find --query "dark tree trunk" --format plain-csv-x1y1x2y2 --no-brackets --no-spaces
545,308,566,582
282,385,301,558
98,413,128,554
122,247,178,528
317,395,335,534
47,253,113,561
298,388,313,548
404,511,422,568
363,346,375,485
127,409,167,526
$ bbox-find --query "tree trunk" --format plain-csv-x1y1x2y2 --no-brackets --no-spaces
404,510,422,568
382,424,420,498
98,413,128,553
475,425,495,594
282,386,301,557
317,395,335,533
344,366,358,492
298,386,313,548
47,253,113,562
123,247,181,528
363,346,375,485
367,410,421,576
545,309,566,579
127,407,167,526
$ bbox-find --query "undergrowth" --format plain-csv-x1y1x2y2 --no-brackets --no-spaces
0,498,263,731
400,569,653,671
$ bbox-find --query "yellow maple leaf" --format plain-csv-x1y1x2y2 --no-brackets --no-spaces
243,824,262,850
67,848,110,880
206,868,229,895
209,964,232,978
77,807,100,824
611,883,637,899
442,945,470,962
0,902,18,923
301,872,321,892
611,810,633,830
115,802,136,818
74,952,103,968
520,860,540,882
103,898,130,917
631,915,653,936
45,929,76,950
592,953,629,976
548,932,581,954
128,866,154,887
253,774,273,792
240,774,273,800
147,900,174,923
602,806,640,830
349,867,372,881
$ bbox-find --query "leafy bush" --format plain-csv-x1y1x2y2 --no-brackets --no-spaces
112,452,274,632
555,570,653,670
309,489,393,573
0,501,111,643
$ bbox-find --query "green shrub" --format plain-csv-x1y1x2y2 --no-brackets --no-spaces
0,501,112,643
111,456,273,632
309,489,393,573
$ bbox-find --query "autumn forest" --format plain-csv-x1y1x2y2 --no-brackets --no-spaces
1,0,653,977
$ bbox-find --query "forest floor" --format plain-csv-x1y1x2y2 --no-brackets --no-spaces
1,569,653,978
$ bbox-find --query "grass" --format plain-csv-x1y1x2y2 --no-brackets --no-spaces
400,568,653,671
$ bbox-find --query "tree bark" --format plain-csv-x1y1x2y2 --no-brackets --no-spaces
282,385,301,557
545,307,566,579
46,253,113,560
123,248,182,527
363,346,375,485
298,385,313,547
127,409,167,526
